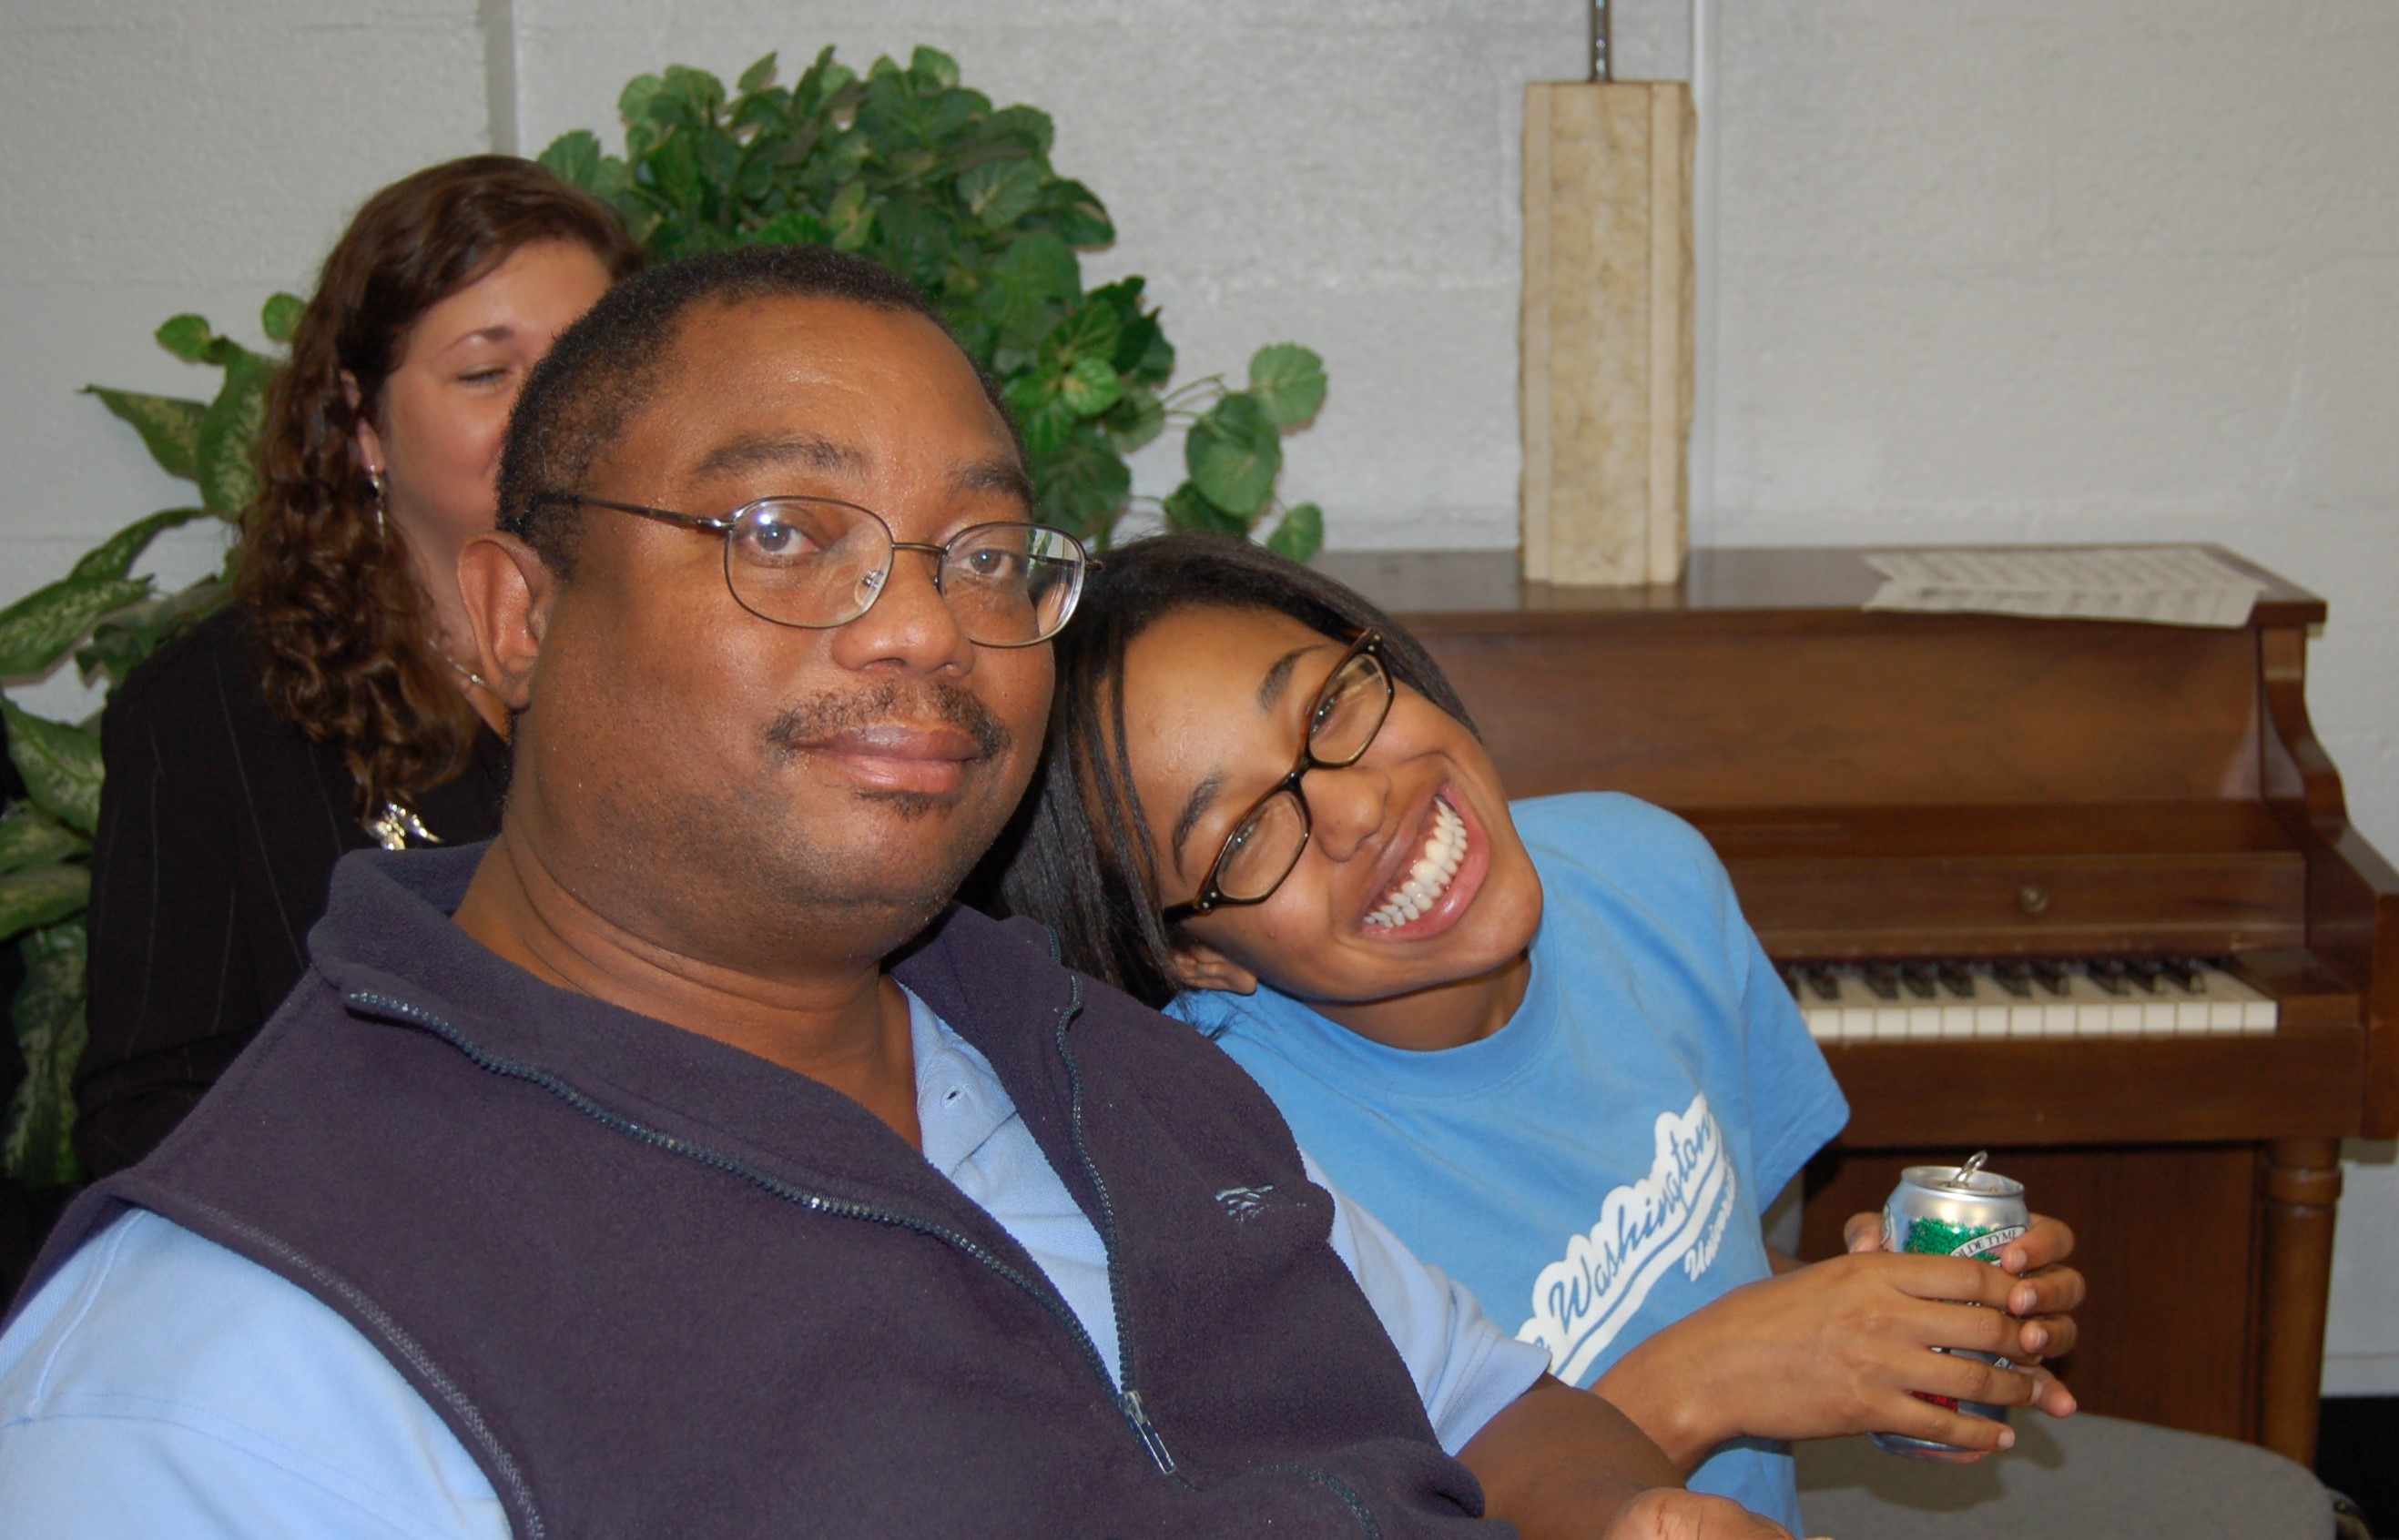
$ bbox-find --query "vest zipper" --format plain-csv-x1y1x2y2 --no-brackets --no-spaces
1049,976,1181,1480
348,990,1172,1477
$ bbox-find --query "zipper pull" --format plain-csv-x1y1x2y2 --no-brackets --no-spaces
1121,1389,1176,1475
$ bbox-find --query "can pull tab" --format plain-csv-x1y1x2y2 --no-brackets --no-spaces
1952,1150,1991,1185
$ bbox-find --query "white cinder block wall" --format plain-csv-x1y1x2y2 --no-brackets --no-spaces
3,0,2394,1392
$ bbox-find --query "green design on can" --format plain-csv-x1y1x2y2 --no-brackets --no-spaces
1901,1216,1994,1256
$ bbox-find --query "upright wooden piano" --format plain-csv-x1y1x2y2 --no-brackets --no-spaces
1316,545,2397,1464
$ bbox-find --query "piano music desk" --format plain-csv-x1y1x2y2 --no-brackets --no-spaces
1316,545,2399,1464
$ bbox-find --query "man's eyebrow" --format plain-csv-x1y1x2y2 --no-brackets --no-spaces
954,457,1036,509
693,432,867,481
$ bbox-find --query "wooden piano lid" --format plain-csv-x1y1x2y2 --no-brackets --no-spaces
1312,544,2327,633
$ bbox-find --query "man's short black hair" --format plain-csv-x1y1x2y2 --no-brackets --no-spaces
497,244,1016,572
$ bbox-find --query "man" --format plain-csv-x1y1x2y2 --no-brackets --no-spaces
0,247,1791,1538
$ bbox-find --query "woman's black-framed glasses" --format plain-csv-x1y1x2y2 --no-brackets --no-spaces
1163,630,1394,923
528,493,1093,648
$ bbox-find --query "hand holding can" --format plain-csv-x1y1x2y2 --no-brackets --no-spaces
1869,1151,2034,1461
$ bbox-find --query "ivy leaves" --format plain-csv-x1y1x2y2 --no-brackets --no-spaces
1154,342,1328,560
0,296,272,1182
540,47,1321,554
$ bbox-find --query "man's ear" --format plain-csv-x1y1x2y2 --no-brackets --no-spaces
457,532,553,712
1169,936,1261,996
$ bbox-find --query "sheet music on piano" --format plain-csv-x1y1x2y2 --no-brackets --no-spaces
1862,546,2262,627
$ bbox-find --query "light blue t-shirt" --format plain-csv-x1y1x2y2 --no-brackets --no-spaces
0,990,1546,1538
1174,792,1849,1534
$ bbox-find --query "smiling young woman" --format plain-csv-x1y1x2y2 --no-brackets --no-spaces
997,532,2088,1535
74,157,640,1178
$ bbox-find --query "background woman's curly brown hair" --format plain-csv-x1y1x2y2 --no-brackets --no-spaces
238,155,640,821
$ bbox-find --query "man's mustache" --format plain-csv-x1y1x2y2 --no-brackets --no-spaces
763,681,1011,761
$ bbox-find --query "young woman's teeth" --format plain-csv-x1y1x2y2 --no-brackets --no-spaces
1365,798,1467,929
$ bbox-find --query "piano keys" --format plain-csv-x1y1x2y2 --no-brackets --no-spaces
1316,543,2398,1466
1782,956,2279,1041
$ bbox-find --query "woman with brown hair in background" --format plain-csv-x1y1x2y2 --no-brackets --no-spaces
74,156,640,1177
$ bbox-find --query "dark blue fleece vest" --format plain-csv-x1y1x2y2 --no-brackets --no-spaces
25,846,1499,1538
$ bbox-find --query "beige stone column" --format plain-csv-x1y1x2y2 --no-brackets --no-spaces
1521,81,1695,586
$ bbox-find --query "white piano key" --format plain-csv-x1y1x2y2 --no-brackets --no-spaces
2140,1000,2179,1033
1906,1004,1946,1038
2241,999,2277,1031
1803,1006,1837,1040
1971,1005,2011,1038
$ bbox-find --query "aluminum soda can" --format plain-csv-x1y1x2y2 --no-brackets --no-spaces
1868,1150,2031,1461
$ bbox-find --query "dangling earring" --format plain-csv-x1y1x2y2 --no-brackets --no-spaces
366,467,389,536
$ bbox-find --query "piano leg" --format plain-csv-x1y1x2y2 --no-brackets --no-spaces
2258,1136,2343,1465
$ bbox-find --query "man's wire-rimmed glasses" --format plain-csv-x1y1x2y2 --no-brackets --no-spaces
528,493,1093,648
1162,630,1394,923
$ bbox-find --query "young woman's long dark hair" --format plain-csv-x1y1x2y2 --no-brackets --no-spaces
994,533,1476,1007
239,155,640,818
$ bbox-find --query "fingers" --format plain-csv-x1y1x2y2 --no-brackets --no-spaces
1999,1213,2075,1275
2010,1307,2079,1360
1843,1211,1883,1253
1917,1343,2048,1411
2005,1262,2086,1321
2021,1362,2079,1418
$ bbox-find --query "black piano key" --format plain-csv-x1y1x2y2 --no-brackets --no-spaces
2160,957,2200,991
1938,962,1977,998
1994,962,2034,998
2125,957,2165,994
2031,960,2069,997
1781,966,1803,1001
1865,965,1901,1001
2090,959,2130,996
1901,966,1938,999
1806,968,1841,1002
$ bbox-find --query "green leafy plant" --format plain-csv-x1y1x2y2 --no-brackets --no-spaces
538,46,1328,558
1,43,1331,1184
0,303,290,1182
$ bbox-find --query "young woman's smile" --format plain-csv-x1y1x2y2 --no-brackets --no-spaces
1120,606,1543,1049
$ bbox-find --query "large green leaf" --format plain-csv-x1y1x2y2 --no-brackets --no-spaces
0,864,89,941
1003,369,1076,459
76,573,229,687
1103,386,1165,454
71,506,212,583
4,921,87,1187
1059,357,1123,419
259,291,306,344
0,573,151,675
83,388,205,481
737,51,779,94
1185,391,1282,520
1264,502,1325,563
195,350,274,519
541,128,605,187
958,157,1044,230
1032,426,1133,542
155,314,216,363
909,46,961,91
1249,344,1328,428
1161,481,1247,539
982,231,1079,349
0,806,83,878
1,703,103,836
